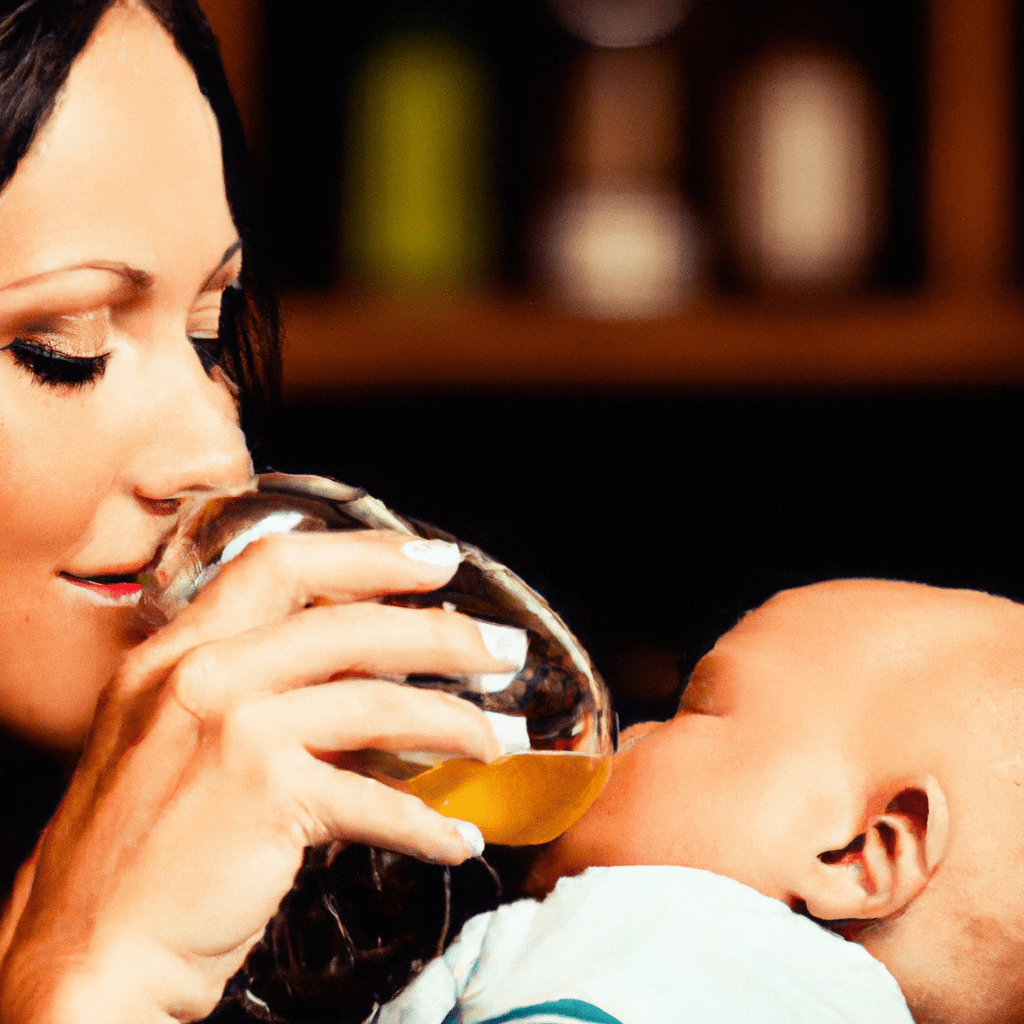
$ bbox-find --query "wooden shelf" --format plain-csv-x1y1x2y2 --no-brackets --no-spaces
205,0,1024,396
280,291,1024,395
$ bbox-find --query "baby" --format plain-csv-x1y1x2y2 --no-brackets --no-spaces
383,580,1024,1024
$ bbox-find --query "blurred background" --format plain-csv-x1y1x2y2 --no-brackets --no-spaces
202,0,1024,724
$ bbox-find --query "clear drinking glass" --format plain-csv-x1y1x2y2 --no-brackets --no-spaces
138,473,616,846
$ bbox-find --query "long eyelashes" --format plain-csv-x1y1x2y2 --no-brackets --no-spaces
3,333,237,393
188,334,222,376
1,336,109,389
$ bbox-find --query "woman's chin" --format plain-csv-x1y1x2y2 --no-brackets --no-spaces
0,576,147,754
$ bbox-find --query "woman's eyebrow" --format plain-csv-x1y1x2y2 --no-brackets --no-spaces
202,239,243,290
0,244,242,318
0,260,153,294
0,262,152,322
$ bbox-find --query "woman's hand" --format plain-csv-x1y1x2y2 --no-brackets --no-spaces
0,532,506,1024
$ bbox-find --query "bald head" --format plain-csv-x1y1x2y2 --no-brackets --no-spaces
540,580,1024,1024
725,579,1024,701
696,580,1024,770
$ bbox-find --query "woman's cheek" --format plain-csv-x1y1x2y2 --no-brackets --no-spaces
0,384,131,749
0,386,114,556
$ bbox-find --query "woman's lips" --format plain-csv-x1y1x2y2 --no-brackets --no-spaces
59,571,142,602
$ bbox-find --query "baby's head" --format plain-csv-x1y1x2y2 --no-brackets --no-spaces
541,580,1024,1024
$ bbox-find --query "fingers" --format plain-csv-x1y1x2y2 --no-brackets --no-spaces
296,755,485,864
205,528,461,612
93,599,509,807
268,679,501,763
206,530,463,611
214,680,498,861
13,530,502,1016
166,604,512,716
127,530,463,692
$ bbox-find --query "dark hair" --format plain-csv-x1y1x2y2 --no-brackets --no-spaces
205,843,540,1024
217,845,537,1024
0,0,281,442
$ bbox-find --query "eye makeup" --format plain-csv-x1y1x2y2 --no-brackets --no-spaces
188,333,223,376
1,336,109,388
0,305,114,388
0,248,243,391
187,247,241,381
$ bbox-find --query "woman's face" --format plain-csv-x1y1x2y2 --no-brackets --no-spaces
0,2,252,752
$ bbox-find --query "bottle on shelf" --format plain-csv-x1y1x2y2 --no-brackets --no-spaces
537,0,701,318
342,27,496,290
721,48,884,293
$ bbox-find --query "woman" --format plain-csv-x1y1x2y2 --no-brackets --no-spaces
0,1,510,1020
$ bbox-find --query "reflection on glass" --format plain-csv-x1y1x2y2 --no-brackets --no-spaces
139,474,616,847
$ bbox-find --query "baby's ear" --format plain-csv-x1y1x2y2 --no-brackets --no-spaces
799,776,949,923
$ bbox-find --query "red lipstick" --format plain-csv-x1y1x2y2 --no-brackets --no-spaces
60,572,142,601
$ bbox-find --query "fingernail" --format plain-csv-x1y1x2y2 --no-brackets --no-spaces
472,620,528,670
401,539,463,568
220,510,306,564
485,710,531,755
453,819,485,858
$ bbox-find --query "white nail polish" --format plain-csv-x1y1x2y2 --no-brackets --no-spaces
484,710,531,755
472,620,528,668
453,819,485,858
401,539,463,568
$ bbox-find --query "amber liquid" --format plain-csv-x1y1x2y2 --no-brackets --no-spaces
404,751,611,846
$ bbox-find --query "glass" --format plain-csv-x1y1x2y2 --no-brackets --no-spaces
138,472,616,846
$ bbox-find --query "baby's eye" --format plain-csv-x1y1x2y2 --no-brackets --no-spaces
1,336,109,389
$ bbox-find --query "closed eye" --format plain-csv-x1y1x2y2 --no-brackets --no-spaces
189,333,240,399
189,334,221,375
1,336,109,388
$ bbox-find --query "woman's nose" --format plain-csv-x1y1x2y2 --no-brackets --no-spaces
126,344,254,503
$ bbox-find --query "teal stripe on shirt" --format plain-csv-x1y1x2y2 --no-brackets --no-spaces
441,998,624,1024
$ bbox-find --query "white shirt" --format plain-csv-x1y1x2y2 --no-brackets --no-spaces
378,865,914,1024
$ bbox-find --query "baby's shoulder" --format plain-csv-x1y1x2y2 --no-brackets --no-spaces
380,866,915,1024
